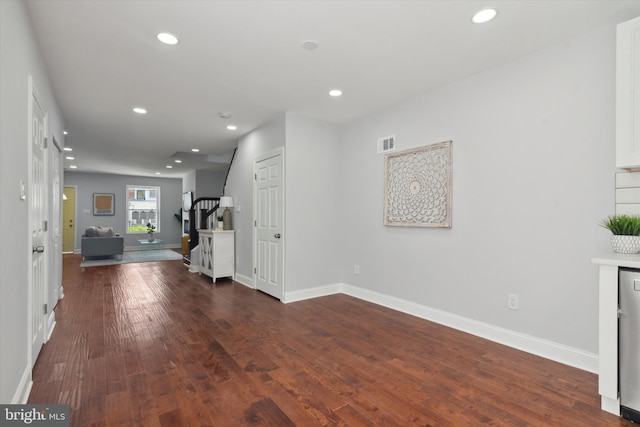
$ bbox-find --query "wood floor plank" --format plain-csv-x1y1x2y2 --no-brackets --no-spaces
27,254,633,426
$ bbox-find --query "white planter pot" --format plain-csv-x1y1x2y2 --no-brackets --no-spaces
611,235,640,254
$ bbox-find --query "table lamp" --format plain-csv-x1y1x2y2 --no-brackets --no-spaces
220,196,233,230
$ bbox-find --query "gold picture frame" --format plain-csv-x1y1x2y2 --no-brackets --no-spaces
93,193,115,216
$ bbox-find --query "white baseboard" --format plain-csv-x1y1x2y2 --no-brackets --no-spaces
283,283,343,303
46,312,56,341
283,283,598,373
12,364,32,404
234,273,254,289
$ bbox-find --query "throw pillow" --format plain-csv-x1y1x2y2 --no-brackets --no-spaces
96,226,115,237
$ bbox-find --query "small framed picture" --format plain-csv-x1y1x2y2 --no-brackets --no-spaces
93,193,115,216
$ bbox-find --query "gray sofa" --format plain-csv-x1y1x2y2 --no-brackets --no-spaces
81,226,124,260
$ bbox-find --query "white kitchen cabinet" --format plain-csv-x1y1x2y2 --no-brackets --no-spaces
591,253,640,416
616,16,640,169
198,230,235,283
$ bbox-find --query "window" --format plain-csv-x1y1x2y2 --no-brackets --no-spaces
126,185,160,233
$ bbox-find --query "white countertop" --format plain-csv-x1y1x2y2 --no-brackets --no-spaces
591,252,640,269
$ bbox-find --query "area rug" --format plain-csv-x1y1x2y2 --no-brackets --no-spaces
80,249,183,267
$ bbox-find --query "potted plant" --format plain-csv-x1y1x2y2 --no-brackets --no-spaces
146,222,156,242
216,215,223,230
600,214,640,254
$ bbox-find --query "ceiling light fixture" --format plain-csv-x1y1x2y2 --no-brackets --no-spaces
174,159,182,163
155,172,161,175
191,148,200,152
472,8,498,24
227,125,237,130
133,107,147,114
157,32,179,45
69,165,77,169
329,89,342,97
63,147,72,152
166,165,173,168
302,40,319,51
63,131,68,135
65,156,74,160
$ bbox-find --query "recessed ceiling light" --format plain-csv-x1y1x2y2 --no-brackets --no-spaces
174,159,182,163
226,125,237,131
133,107,147,114
69,165,77,169
65,156,74,160
191,148,200,152
329,89,342,97
155,172,161,175
157,32,179,45
166,165,173,169
63,131,68,135
472,8,498,24
63,147,72,152
302,40,319,50
219,112,232,119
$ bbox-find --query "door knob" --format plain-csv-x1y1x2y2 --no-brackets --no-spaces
32,246,45,253
274,233,281,239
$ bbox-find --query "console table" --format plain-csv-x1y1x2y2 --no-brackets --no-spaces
198,230,234,283
591,252,640,415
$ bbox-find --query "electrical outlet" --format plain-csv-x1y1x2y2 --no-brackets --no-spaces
508,293,519,310
354,264,360,274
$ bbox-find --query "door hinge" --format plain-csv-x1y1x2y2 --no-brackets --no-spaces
43,220,48,232
254,173,257,180
254,267,256,274
254,220,257,227
43,303,48,315
44,137,48,148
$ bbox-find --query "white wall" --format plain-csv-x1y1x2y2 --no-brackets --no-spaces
339,24,617,355
285,113,343,292
225,114,286,283
64,172,183,250
0,0,65,403
195,168,226,199
182,170,196,194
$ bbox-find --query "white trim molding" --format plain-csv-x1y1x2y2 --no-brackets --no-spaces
234,272,255,289
12,364,32,404
283,283,598,373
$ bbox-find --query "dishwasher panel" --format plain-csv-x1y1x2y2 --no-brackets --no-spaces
619,268,640,423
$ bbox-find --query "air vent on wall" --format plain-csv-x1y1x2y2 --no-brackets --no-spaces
377,135,395,153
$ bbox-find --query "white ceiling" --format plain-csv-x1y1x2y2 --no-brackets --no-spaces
25,0,640,178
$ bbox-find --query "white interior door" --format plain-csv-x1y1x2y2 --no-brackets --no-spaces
48,138,62,329
30,81,48,366
254,148,284,300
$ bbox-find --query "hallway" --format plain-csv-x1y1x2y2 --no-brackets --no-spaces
28,255,630,426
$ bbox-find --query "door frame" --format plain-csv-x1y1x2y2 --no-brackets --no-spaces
62,185,78,254
252,146,285,299
48,136,63,337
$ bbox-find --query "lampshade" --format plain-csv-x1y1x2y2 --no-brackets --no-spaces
219,196,233,208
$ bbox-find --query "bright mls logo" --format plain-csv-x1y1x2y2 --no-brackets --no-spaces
0,405,69,426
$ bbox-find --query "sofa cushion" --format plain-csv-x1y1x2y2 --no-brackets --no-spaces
96,226,115,237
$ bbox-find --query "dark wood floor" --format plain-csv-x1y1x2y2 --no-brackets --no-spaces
28,254,631,426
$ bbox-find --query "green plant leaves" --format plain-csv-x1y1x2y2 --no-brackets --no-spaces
600,215,640,235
